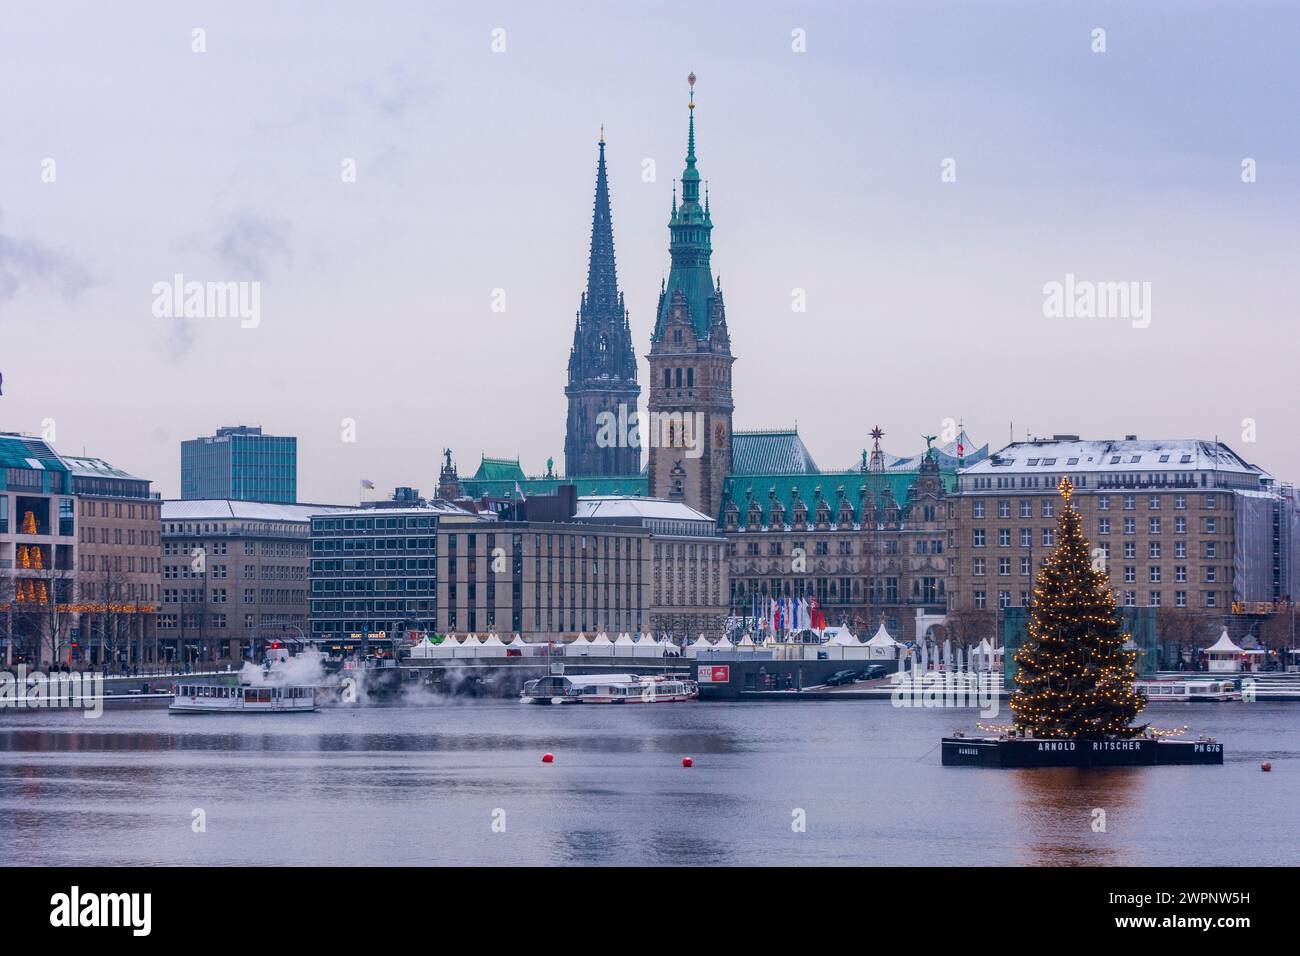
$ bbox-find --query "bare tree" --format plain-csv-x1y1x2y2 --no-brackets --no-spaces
1156,608,1214,670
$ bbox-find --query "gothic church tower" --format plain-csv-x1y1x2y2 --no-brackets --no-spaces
563,131,641,477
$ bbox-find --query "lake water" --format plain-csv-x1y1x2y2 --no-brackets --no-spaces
1,700,1296,866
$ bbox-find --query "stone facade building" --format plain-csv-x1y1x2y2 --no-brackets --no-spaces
720,432,957,642
948,437,1289,624
66,455,161,666
162,499,350,664
436,514,651,638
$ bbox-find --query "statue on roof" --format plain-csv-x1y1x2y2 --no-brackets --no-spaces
444,447,452,469
546,456,554,478
923,434,937,452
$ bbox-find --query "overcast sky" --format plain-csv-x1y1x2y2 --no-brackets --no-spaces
2,1,1297,503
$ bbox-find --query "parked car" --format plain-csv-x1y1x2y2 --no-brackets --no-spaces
824,669,858,687
856,665,887,681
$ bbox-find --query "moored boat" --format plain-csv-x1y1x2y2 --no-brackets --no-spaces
521,673,698,705
169,682,318,714
1134,678,1241,702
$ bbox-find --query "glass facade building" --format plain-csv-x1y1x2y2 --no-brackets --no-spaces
308,505,468,649
181,426,297,503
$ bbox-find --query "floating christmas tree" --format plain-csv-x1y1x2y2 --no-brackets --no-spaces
1009,477,1146,739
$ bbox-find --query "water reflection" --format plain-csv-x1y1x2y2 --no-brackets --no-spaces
1010,767,1144,866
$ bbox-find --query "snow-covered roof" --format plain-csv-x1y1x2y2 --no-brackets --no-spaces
964,438,1263,479
62,455,145,481
162,499,354,522
573,496,715,523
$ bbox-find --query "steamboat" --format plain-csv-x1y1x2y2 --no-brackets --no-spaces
521,673,698,705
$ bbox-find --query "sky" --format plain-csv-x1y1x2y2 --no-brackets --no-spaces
2,1,1298,503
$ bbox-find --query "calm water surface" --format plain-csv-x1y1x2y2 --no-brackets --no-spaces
1,700,1295,866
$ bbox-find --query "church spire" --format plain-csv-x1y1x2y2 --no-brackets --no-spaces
564,130,641,479
585,129,618,311
653,72,716,342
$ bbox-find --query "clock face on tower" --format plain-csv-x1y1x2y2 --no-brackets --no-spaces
714,422,727,448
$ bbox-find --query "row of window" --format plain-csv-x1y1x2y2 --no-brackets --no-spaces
970,590,1219,609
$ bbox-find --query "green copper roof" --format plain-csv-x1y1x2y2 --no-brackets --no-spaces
732,430,819,475
719,468,955,528
0,434,70,472
471,456,527,482
652,86,717,342
461,475,649,501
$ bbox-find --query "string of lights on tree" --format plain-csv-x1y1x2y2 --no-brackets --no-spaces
1008,477,1148,740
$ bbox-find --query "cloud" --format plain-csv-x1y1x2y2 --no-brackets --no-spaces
215,213,291,279
0,216,93,303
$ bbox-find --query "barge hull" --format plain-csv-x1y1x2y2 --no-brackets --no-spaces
941,736,1224,767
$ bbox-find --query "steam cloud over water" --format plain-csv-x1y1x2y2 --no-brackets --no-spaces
238,648,328,688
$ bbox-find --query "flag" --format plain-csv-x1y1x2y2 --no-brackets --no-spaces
360,479,375,490
515,481,527,500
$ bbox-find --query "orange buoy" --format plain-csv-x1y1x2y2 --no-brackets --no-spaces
682,756,693,768
1261,762,1272,772
542,752,554,763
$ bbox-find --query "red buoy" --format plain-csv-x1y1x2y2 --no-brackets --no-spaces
542,752,554,763
1261,762,1272,772
682,756,693,768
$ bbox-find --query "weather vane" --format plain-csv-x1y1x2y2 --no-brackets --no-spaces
688,71,696,109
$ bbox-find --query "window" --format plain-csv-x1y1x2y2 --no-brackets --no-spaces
998,500,1011,518
974,590,986,610
973,501,986,518
1019,500,1032,518
998,528,1011,547
1098,495,1110,511
1098,518,1110,535
1019,528,1032,547
973,529,985,547
998,557,1010,576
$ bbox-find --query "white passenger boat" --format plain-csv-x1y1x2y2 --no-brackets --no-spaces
521,673,698,705
1135,678,1241,702
169,682,319,714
